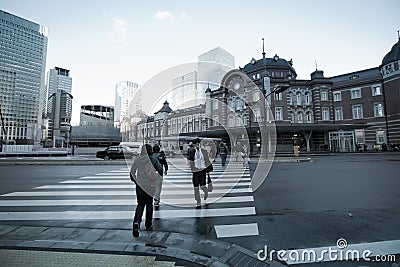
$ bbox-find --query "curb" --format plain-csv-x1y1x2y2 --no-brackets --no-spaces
0,224,285,267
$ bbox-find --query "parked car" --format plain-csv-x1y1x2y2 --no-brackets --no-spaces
96,146,134,160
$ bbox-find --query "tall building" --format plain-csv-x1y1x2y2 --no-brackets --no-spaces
114,81,141,126
171,47,234,109
0,10,48,145
42,67,73,147
43,67,72,117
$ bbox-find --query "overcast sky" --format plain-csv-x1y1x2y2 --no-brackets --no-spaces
2,0,399,125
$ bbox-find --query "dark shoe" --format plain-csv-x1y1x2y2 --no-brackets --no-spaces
132,223,139,238
145,224,153,231
196,200,201,208
154,200,160,207
204,190,208,200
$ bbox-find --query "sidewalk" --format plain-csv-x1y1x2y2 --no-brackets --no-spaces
0,224,285,267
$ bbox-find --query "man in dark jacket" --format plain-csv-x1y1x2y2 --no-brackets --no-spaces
130,144,163,237
188,138,211,207
218,142,229,166
152,144,168,208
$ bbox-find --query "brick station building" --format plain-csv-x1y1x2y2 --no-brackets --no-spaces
136,38,400,153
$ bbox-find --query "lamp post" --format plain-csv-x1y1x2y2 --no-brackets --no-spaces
262,83,290,157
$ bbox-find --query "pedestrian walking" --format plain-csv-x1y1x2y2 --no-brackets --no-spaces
218,142,229,166
242,144,249,167
152,144,168,208
130,144,163,237
234,141,243,162
188,138,211,208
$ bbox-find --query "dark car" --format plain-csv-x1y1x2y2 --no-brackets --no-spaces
96,146,134,160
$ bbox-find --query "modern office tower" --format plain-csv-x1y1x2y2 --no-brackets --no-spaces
171,47,234,109
42,67,73,147
0,10,48,145
43,67,72,117
198,46,235,68
114,81,141,127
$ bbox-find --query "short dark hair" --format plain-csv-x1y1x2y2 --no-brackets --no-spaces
141,144,152,155
153,144,160,153
193,138,201,144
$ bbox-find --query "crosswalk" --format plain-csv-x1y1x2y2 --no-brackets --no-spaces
0,159,258,238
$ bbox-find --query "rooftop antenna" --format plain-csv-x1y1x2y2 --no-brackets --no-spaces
315,59,318,71
262,38,266,59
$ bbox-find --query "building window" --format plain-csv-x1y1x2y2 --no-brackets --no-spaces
290,112,295,123
322,107,330,121
304,92,311,105
335,107,343,121
275,107,283,121
352,104,363,119
306,111,313,123
253,91,260,102
376,129,386,144
333,92,342,102
297,112,303,123
213,115,219,126
253,108,262,122
372,86,382,96
320,89,328,101
351,88,361,99
274,92,283,101
374,103,384,117
228,115,234,127
213,99,218,109
355,129,365,144
296,92,302,105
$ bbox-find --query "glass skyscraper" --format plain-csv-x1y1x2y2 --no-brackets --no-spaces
0,10,48,145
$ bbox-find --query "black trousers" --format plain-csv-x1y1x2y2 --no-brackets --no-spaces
133,185,153,228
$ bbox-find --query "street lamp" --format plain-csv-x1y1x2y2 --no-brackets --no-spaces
262,83,290,157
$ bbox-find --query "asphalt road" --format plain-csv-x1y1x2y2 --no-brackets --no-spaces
0,153,399,266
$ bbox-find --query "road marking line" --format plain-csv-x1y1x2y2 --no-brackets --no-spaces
0,207,256,220
79,174,250,179
61,178,251,183
2,188,252,197
35,182,251,189
214,223,259,238
0,196,254,206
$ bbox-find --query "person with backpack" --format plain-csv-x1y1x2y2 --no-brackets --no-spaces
152,144,168,208
218,142,229,166
130,144,163,238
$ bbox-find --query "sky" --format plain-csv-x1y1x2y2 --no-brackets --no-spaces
1,0,399,125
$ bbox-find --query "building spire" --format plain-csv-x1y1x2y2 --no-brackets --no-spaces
262,38,266,59
315,59,318,71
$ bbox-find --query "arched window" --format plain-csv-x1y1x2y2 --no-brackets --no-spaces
306,111,313,123
228,115,235,127
297,111,304,123
296,92,302,105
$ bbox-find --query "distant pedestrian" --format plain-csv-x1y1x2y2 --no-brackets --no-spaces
363,144,368,152
152,144,168,208
188,138,210,207
218,142,229,166
130,144,163,237
242,144,249,167
234,141,243,162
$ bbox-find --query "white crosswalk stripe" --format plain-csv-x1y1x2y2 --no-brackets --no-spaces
0,160,258,238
